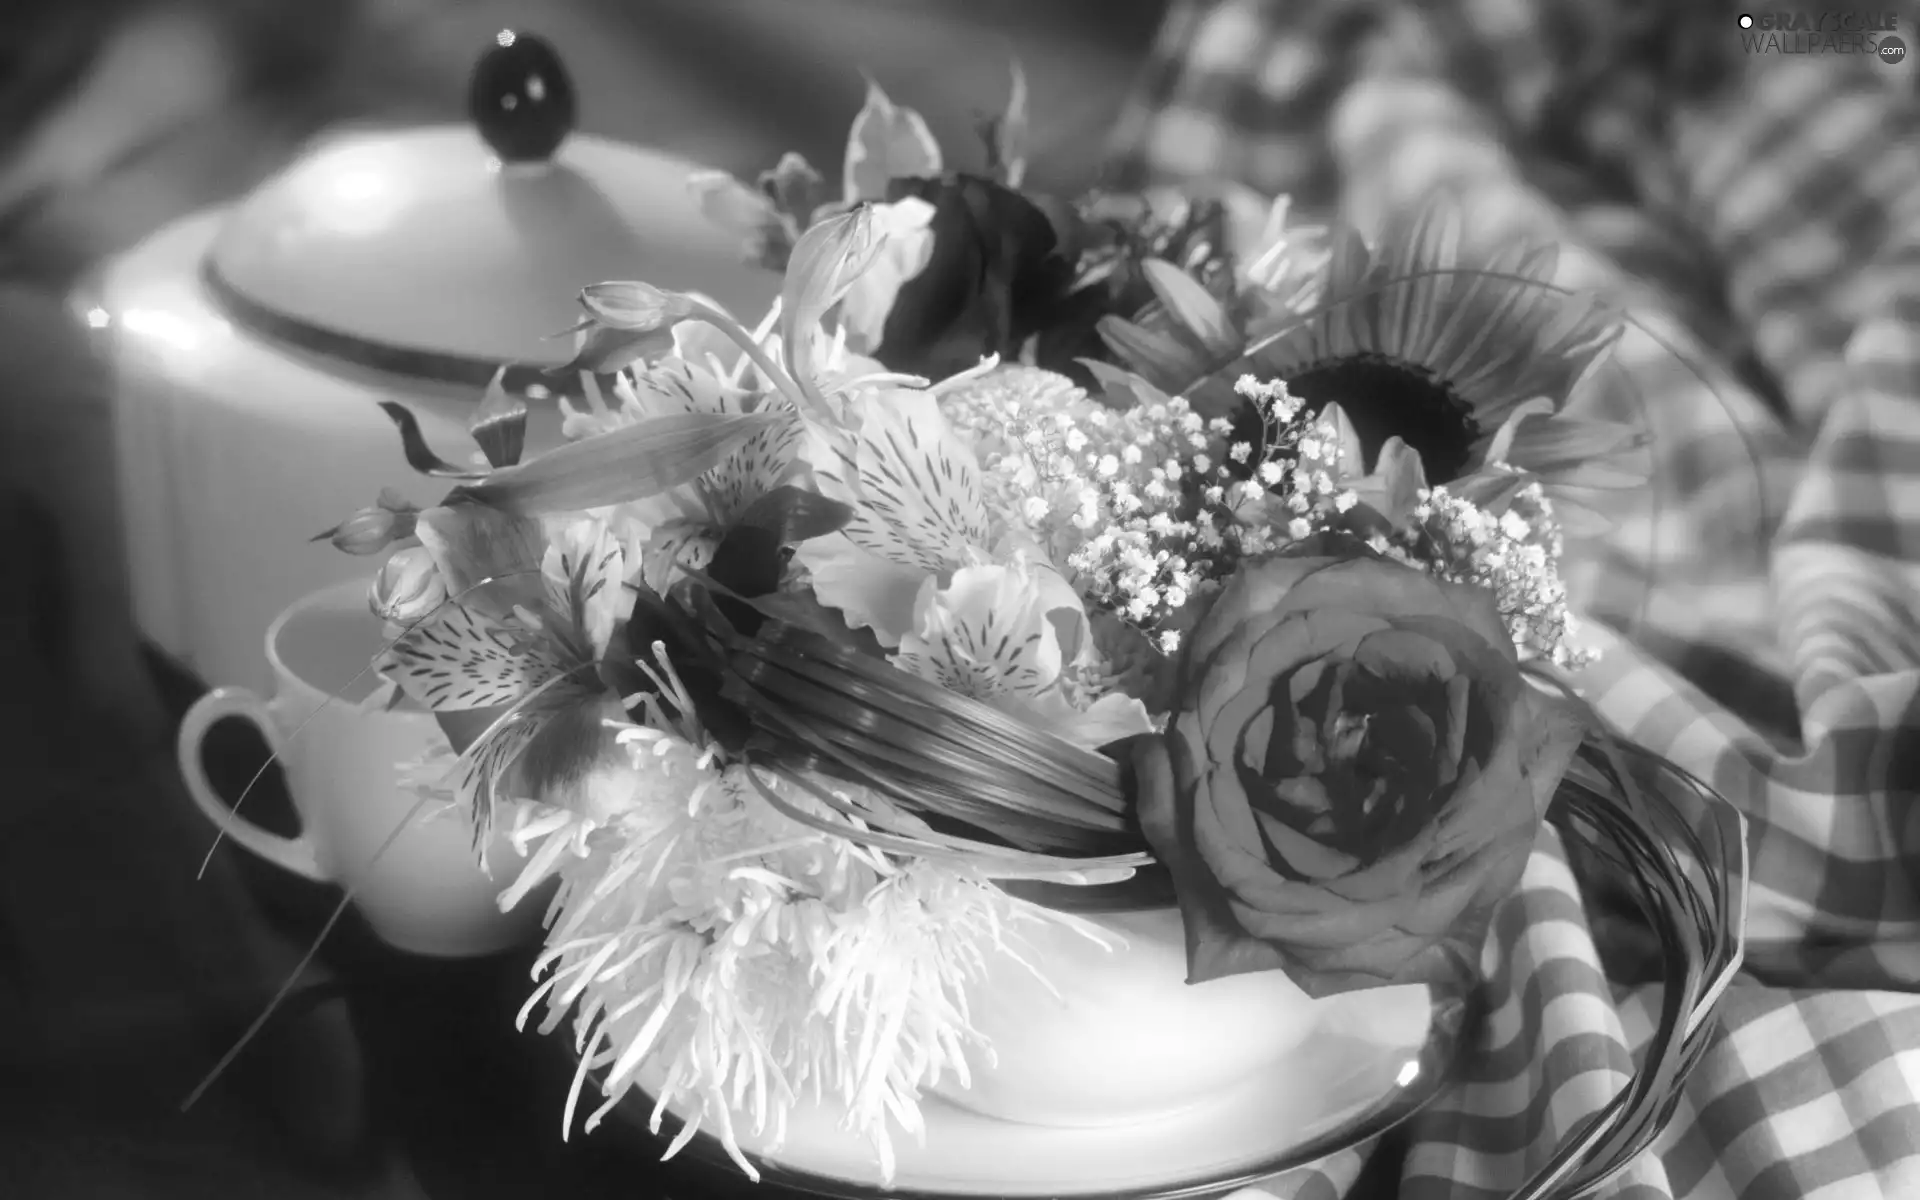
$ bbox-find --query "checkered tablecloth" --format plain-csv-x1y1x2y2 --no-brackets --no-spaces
1107,2,1920,1197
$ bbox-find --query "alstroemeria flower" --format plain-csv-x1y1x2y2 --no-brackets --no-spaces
550,208,914,593
688,77,943,274
893,554,1153,750
374,506,646,847
794,387,1001,644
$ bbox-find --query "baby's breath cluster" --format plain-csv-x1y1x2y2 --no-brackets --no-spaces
948,373,1329,650
1393,483,1594,668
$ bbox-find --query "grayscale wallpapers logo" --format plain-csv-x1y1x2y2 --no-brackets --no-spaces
1737,12,1906,61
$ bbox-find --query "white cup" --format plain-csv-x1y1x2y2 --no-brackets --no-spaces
176,578,546,957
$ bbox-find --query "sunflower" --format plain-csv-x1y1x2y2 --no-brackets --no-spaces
1105,205,1648,523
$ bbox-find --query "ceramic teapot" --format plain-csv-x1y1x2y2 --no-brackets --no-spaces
82,30,775,696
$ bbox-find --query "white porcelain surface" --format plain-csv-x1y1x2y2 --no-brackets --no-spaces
175,579,545,957
95,209,559,695
208,125,773,363
636,981,1432,1197
932,907,1322,1127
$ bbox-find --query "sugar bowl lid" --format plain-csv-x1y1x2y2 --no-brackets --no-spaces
203,30,773,381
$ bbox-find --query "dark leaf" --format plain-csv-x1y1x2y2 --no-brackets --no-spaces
456,412,776,516
730,485,855,544
378,402,488,479
550,324,676,376
758,152,828,228
708,524,786,600
470,371,529,469
618,585,753,753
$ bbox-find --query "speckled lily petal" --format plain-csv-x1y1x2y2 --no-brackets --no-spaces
380,604,570,711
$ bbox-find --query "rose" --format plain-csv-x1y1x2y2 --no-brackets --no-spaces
867,173,1078,379
1131,535,1582,997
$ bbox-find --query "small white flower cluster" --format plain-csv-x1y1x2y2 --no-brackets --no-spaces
948,373,1329,651
944,370,1590,667
1403,483,1596,668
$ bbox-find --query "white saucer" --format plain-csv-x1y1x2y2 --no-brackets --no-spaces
614,982,1463,1198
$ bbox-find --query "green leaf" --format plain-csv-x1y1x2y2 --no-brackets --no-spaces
731,485,854,544
1481,397,1556,469
1096,314,1207,392
759,153,829,226
1520,688,1588,818
842,77,943,203
986,60,1029,189
1450,468,1531,515
689,168,778,230
1316,401,1367,476
1075,358,1157,409
455,411,779,516
377,402,487,479
469,369,528,469
1141,258,1237,355
1376,437,1429,528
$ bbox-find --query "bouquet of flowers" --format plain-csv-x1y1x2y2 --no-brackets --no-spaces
320,76,1744,1197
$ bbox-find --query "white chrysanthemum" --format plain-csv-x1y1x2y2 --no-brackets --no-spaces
496,716,1083,1185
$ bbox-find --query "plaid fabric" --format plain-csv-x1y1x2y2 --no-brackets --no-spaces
1111,3,1920,1198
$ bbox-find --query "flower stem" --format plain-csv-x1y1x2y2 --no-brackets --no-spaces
686,299,827,424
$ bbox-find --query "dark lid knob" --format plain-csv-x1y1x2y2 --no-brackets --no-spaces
468,30,577,163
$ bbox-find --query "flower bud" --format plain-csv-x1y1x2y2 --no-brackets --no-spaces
371,546,449,625
316,490,418,555
839,197,937,354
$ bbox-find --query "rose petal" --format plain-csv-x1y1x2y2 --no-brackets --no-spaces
1240,705,1274,774
1266,560,1507,659
1374,703,1442,786
1134,734,1295,984
1441,672,1471,778
1253,800,1361,881
1427,750,1536,879
1190,774,1273,884
1227,886,1417,955
1196,782,1275,890
1183,554,1343,668
1191,641,1253,733
1349,628,1457,684
1432,577,1519,662
1188,927,1294,985
1518,688,1587,817
1381,615,1525,719
1245,610,1391,701
1287,658,1331,705
1201,664,1267,763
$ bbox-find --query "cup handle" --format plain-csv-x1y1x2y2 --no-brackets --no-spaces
176,686,329,882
